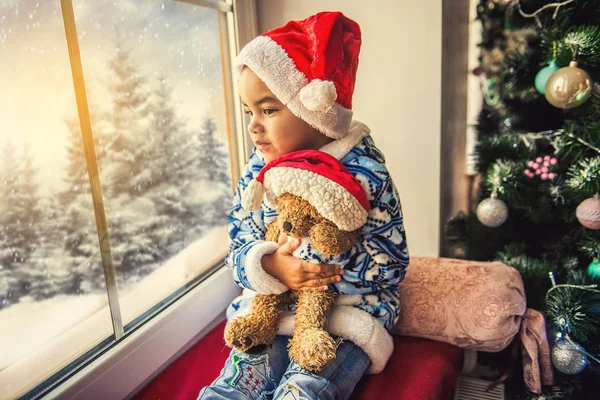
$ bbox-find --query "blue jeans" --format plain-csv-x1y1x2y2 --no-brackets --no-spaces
198,335,370,400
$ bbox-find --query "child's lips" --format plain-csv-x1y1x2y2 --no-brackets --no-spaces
255,142,271,151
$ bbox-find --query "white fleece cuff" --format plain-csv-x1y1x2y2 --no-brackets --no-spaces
275,305,394,374
244,241,289,294
328,307,394,374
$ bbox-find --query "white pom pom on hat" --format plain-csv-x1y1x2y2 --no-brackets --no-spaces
299,79,338,112
241,178,265,211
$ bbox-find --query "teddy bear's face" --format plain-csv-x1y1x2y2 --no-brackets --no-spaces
276,193,323,237
275,193,356,256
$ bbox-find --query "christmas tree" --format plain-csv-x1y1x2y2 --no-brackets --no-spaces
447,0,600,398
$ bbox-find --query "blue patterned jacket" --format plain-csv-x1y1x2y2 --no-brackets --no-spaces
225,121,409,373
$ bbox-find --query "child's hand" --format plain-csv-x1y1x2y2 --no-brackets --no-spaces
261,234,344,291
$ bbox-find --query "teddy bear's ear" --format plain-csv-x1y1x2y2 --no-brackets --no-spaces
241,179,265,211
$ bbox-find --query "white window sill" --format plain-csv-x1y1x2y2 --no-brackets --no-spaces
43,265,240,400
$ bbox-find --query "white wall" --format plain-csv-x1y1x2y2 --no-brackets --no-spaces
256,0,442,256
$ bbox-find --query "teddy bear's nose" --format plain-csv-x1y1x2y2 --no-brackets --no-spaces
283,221,293,232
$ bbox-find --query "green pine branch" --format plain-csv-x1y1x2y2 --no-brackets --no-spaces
545,283,600,343
565,157,600,198
577,234,600,260
559,26,600,67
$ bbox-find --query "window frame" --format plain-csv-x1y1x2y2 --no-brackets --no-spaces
27,0,258,398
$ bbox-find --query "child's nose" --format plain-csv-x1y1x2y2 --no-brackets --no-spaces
247,117,263,134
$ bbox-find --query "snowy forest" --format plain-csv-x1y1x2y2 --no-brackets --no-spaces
0,44,232,311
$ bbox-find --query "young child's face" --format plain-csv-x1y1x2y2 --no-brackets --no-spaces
239,67,332,163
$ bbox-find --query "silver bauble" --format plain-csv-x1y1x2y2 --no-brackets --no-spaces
551,339,588,375
476,197,508,227
545,61,593,109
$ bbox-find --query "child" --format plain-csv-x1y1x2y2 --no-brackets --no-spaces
199,11,409,400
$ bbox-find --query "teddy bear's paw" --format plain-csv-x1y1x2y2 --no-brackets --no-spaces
288,328,337,372
224,317,277,352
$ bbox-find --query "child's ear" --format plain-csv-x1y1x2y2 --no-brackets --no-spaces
309,222,357,256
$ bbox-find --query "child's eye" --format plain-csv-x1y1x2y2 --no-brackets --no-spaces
244,109,253,116
263,108,277,115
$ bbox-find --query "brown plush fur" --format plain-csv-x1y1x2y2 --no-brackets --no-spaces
224,193,358,371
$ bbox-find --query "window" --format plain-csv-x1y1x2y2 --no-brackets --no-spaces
0,1,240,398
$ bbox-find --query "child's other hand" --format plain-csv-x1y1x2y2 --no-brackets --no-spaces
261,234,344,291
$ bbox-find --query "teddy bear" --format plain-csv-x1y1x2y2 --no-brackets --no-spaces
224,149,371,372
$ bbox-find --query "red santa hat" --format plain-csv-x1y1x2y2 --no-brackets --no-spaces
235,11,361,139
242,150,370,231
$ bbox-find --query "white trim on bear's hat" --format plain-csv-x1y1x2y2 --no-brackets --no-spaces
241,165,368,232
263,167,368,231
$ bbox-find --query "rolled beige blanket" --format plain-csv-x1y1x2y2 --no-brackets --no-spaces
392,256,553,393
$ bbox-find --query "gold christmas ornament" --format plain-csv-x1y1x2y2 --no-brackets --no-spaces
545,61,593,109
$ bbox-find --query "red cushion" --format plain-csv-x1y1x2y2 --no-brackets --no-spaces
134,321,463,400
350,336,463,400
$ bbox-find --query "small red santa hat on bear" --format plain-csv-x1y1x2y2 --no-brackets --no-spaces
241,150,370,232
235,11,361,140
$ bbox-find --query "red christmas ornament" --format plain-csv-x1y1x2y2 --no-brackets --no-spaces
472,66,483,76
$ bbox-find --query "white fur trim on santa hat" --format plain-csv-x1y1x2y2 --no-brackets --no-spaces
235,36,353,139
263,167,368,231
243,241,289,294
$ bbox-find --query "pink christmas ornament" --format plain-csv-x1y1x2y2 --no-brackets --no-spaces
548,173,557,180
541,173,549,180
536,157,543,163
533,162,540,169
528,161,535,168
535,169,542,175
541,166,549,173
576,195,600,229
544,155,550,161
550,158,558,165
543,161,550,167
